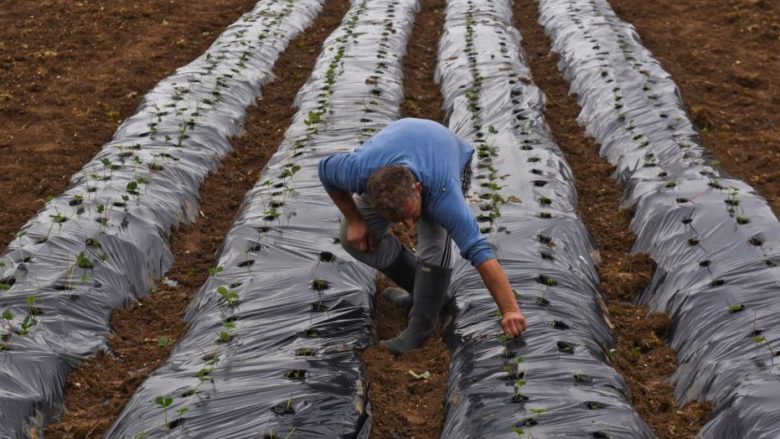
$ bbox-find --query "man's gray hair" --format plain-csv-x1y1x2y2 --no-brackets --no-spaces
366,165,417,219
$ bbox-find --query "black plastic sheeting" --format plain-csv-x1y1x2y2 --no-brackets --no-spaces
539,0,780,437
435,0,655,436
0,1,324,437
106,0,418,437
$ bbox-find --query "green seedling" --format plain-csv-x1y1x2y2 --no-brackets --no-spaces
295,347,316,356
217,286,239,306
497,333,513,358
50,208,68,224
538,275,557,287
729,304,745,313
76,252,94,270
174,406,189,426
311,278,329,291
155,395,174,428
157,336,175,348
208,266,224,277
2,310,14,345
279,164,301,179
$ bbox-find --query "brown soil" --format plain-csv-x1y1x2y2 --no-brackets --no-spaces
2,0,777,437
513,3,713,439
42,0,351,436
609,0,780,215
360,0,450,436
0,0,262,251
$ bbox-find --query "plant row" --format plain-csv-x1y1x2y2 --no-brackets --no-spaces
435,0,655,436
0,1,325,436
538,0,780,437
105,0,418,437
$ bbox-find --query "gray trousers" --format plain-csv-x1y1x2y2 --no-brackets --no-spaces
339,195,455,270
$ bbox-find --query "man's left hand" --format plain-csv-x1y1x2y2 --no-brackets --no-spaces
501,310,527,337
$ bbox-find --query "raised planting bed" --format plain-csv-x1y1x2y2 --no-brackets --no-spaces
105,0,419,436
435,0,655,436
0,0,324,436
538,0,780,436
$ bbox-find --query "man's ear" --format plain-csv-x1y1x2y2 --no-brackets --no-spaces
415,181,423,194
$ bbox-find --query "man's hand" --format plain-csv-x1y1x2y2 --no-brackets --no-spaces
477,259,528,337
347,219,373,252
326,190,374,252
501,310,527,338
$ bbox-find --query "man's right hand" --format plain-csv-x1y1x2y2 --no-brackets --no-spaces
347,219,373,252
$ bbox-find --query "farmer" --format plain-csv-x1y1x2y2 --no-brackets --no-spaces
318,118,527,355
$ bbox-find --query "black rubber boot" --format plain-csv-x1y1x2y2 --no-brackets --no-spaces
380,247,416,309
382,286,413,310
380,261,452,356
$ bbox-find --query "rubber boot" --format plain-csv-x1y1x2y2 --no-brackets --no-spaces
380,261,452,355
380,247,416,309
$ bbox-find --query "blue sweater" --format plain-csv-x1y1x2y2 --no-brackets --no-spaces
318,118,495,267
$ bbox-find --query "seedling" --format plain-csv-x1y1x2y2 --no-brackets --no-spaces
295,347,316,356
2,309,14,348
76,252,94,270
217,286,240,306
157,336,175,348
497,333,514,358
311,278,329,291
155,395,174,428
728,304,744,313
50,208,68,224
284,369,306,380
172,406,189,428
271,396,296,415
537,275,557,287
557,341,576,354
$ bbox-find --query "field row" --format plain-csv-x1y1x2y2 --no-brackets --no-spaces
0,0,777,437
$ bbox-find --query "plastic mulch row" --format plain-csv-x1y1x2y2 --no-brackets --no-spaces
0,1,324,437
538,0,780,437
105,0,419,437
435,0,655,436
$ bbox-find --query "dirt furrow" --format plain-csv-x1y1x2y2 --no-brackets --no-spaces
359,0,450,436
513,3,712,439
42,0,351,436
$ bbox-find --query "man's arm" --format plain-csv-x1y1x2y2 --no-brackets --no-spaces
477,258,527,337
327,190,372,252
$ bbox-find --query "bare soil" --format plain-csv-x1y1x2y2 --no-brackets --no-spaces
360,0,450,436
610,0,780,215
0,0,261,251
0,0,777,437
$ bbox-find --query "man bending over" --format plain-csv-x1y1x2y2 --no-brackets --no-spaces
318,118,527,355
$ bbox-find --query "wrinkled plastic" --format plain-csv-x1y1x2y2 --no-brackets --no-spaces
538,0,780,437
106,0,418,437
0,1,324,436
435,0,655,436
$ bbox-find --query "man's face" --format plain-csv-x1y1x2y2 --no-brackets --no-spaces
388,182,423,228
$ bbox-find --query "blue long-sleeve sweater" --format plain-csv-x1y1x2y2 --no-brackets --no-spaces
318,118,495,267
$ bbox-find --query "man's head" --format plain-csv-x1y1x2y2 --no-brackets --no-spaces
366,165,422,228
